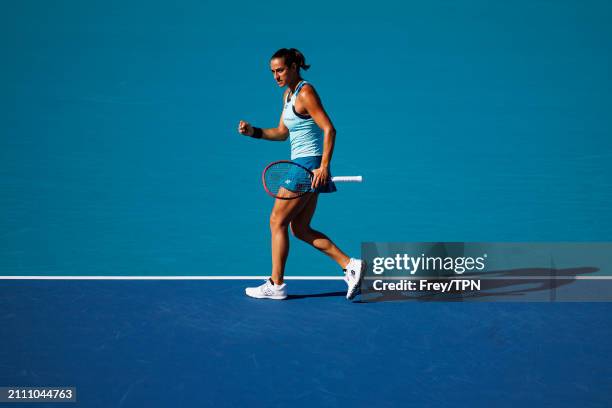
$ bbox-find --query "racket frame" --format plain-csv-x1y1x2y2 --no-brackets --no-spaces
262,160,315,200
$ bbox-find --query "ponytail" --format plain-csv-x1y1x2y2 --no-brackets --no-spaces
271,48,310,72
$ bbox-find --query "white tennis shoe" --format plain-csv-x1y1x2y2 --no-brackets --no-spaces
344,258,366,300
245,278,287,300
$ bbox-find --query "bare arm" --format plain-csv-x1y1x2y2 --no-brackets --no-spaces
298,84,336,187
237,90,289,141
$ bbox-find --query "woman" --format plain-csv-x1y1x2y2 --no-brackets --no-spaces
237,48,365,300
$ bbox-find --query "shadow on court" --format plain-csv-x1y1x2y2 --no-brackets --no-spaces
1,280,611,407
286,291,345,300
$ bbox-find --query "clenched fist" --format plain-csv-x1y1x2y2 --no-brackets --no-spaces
238,120,253,136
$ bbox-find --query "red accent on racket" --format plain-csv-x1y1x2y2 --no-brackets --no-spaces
262,160,314,200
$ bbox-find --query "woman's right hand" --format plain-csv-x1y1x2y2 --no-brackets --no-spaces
238,120,253,136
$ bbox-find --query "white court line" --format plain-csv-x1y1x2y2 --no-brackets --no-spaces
0,276,345,280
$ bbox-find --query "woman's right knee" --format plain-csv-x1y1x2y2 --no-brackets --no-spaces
269,210,289,230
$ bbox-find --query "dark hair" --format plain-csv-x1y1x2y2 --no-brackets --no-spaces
271,48,310,72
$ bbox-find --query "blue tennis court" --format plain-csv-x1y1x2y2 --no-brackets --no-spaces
2,0,612,406
2,280,611,407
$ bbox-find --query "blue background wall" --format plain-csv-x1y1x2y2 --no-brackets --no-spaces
1,0,611,275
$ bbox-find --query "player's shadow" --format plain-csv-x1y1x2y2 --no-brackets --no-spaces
286,291,345,300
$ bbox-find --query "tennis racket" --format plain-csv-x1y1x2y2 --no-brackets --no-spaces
262,160,362,200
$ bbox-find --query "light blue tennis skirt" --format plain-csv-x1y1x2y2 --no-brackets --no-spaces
291,156,337,194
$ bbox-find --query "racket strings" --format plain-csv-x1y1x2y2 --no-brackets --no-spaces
263,162,312,199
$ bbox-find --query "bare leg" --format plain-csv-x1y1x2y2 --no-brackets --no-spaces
269,190,313,284
290,194,350,269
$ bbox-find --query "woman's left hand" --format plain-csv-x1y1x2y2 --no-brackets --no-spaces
311,166,330,190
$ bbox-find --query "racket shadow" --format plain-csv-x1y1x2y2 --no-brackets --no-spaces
285,291,345,300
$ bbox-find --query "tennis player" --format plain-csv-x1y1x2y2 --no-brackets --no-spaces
237,48,365,300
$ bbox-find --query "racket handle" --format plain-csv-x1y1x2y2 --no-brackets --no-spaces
331,176,363,183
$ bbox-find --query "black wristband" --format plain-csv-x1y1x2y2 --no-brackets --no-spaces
252,127,263,139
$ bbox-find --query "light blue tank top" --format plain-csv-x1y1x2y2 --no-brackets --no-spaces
282,80,323,160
